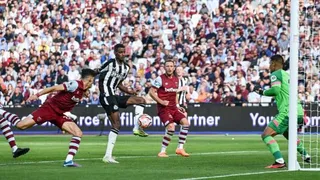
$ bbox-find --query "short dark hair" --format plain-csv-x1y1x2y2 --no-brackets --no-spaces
81,68,97,79
271,54,284,65
114,44,125,53
164,57,174,65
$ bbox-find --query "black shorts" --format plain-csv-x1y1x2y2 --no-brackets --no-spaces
100,95,131,115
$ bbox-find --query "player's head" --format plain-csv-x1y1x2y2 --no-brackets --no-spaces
175,65,184,77
270,54,284,73
114,44,125,62
164,59,175,76
81,69,97,89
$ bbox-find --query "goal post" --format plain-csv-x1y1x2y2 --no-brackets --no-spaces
288,0,299,171
289,1,320,171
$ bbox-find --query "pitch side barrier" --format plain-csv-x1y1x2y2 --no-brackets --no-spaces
4,104,319,134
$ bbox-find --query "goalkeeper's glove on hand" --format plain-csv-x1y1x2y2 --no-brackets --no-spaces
253,85,264,95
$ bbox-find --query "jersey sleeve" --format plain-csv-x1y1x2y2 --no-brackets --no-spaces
152,76,162,89
99,60,112,73
270,71,282,87
63,81,79,92
263,71,282,96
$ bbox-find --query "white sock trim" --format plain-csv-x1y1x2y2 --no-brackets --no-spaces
105,131,118,157
276,158,285,164
65,154,74,162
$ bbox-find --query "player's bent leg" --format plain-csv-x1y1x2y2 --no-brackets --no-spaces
261,126,286,168
118,96,149,137
126,96,146,106
62,121,83,137
103,111,120,164
0,118,30,158
133,105,148,137
61,122,82,167
176,118,190,157
283,131,311,163
16,117,36,130
158,123,175,158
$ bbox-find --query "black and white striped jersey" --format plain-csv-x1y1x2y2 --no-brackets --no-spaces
98,59,130,97
178,76,189,105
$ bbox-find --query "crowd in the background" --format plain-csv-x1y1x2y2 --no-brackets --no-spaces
0,0,319,107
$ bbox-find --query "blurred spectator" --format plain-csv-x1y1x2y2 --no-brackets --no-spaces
90,92,99,105
3,95,13,106
68,64,80,81
234,91,247,107
57,69,69,85
11,87,24,106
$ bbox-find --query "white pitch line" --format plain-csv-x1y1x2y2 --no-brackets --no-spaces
0,150,263,166
176,170,289,180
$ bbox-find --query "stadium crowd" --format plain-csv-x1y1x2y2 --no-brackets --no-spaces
0,0,319,107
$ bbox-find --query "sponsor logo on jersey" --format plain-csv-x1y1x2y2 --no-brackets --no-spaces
165,88,178,92
71,96,80,102
110,71,125,79
114,105,118,110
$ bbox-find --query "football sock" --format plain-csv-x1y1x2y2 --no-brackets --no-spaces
297,139,308,156
1,110,20,126
133,105,144,131
263,136,284,163
0,118,17,152
105,128,119,157
178,125,189,149
65,136,81,162
161,130,174,153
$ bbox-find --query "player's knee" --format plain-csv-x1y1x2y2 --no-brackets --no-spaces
181,118,189,126
166,123,175,131
261,133,268,140
16,121,28,130
74,130,83,138
183,112,188,117
112,122,121,130
16,122,24,130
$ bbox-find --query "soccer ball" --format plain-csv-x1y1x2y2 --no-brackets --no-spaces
138,114,152,129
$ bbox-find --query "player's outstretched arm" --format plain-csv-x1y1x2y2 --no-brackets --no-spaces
95,60,111,75
263,74,281,96
263,86,281,96
149,87,169,106
254,84,280,97
27,84,65,102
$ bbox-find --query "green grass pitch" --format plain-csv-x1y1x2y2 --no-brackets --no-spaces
0,135,319,180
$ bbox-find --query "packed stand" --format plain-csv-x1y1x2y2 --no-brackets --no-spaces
0,0,318,107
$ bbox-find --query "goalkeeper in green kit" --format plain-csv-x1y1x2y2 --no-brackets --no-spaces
254,55,311,168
